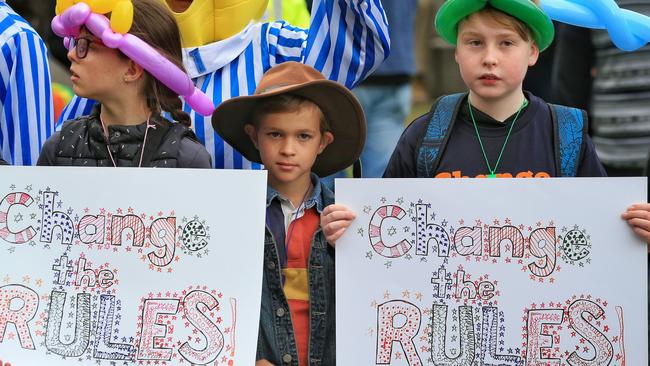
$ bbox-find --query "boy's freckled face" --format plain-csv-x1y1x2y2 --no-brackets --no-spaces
246,105,333,187
454,13,539,103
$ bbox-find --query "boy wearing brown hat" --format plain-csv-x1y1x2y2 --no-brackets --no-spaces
212,62,361,366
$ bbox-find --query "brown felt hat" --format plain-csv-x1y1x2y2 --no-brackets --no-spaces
211,62,366,177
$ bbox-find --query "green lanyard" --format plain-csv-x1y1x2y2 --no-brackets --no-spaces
468,97,528,178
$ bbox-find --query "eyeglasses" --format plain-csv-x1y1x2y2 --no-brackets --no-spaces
67,36,102,59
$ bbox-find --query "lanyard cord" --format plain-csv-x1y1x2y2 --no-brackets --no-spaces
100,114,152,168
468,97,527,177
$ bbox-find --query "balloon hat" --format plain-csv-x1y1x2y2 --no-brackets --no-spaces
435,0,555,51
541,0,650,51
51,1,215,116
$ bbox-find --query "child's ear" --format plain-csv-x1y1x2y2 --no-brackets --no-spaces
318,131,334,154
528,42,540,67
244,124,259,149
123,60,145,83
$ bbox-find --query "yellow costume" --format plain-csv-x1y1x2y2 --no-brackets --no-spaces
161,0,267,47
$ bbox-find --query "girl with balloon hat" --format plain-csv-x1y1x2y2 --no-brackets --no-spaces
38,0,213,168
58,0,390,170
384,0,606,179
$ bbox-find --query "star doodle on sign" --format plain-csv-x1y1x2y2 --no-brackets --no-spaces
405,253,412,260
403,226,410,233
358,227,364,236
9,184,15,190
8,246,15,254
366,251,373,260
384,260,392,268
14,213,23,222
396,197,404,205
387,226,397,236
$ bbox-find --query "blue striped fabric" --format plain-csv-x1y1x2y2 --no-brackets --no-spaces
58,0,389,169
0,2,54,165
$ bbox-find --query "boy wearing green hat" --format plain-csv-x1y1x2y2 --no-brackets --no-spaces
384,0,650,255
383,0,606,179
212,61,361,366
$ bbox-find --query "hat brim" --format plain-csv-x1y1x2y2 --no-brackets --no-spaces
211,80,366,177
435,0,555,51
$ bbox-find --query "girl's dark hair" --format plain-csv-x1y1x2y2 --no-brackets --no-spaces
128,0,191,127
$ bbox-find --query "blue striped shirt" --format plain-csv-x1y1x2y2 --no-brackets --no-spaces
0,1,54,165
59,0,389,169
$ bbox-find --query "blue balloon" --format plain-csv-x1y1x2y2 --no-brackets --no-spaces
541,0,650,51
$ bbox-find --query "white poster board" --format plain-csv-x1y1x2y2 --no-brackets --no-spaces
336,178,647,365
0,166,267,365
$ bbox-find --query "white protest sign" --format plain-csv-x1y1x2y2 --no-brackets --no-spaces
0,166,267,365
336,178,647,365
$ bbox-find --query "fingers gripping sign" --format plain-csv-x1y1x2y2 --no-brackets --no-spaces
621,203,650,250
321,204,356,246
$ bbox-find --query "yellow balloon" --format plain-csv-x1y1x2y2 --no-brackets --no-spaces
55,0,75,15
86,0,116,14
110,1,134,34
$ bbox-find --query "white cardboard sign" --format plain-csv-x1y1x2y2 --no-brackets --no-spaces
0,167,267,365
336,178,647,366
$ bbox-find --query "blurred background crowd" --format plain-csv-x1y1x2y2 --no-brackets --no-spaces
9,0,650,179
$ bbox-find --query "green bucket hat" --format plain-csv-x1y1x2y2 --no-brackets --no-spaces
434,0,555,51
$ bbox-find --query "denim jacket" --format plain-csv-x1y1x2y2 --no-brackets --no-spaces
257,174,336,365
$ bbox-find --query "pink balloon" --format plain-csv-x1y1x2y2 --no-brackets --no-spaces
51,3,215,116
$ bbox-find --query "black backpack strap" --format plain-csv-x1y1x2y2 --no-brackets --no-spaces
549,104,587,177
415,93,466,177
